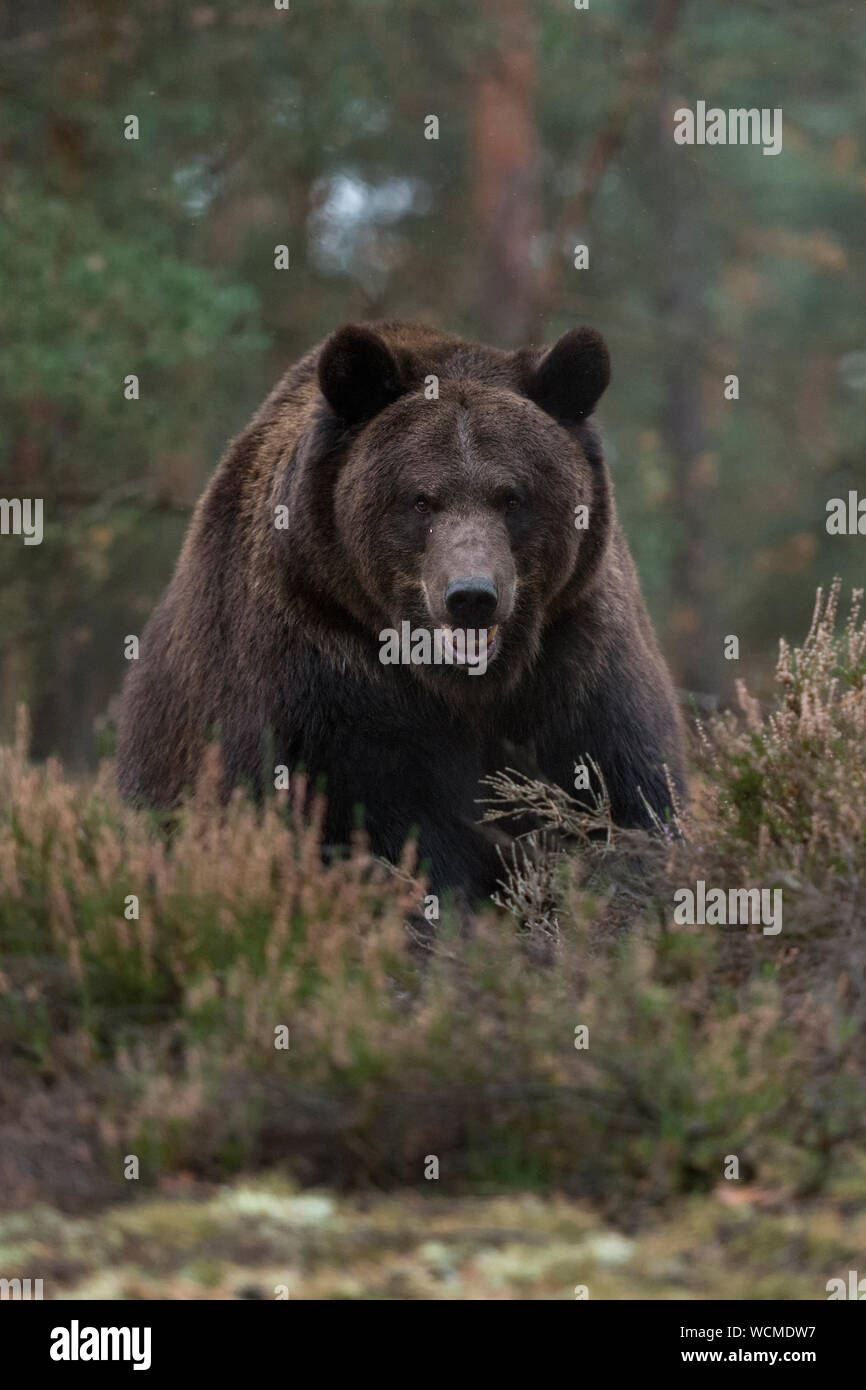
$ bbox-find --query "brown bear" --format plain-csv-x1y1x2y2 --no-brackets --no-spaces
117,321,684,901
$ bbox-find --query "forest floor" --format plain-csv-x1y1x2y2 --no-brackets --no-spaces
3,1175,862,1301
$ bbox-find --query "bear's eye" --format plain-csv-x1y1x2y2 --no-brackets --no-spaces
505,495,521,512
414,496,430,514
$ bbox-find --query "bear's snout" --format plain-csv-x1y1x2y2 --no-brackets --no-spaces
423,512,516,639
444,576,499,628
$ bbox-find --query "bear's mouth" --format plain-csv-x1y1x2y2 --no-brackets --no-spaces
441,623,499,666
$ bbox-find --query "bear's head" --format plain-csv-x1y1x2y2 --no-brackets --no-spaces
279,323,612,699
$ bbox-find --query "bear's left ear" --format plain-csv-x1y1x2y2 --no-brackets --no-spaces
523,327,611,426
318,324,407,425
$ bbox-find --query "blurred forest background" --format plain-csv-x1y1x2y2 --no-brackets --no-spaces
2,0,865,766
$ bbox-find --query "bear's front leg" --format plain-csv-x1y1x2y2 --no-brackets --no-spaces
308,721,503,908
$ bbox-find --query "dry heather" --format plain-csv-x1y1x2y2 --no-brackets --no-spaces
0,583,864,1217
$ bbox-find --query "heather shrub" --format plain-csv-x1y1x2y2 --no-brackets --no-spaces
0,585,864,1211
701,580,866,875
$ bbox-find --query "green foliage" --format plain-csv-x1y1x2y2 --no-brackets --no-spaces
2,3,866,755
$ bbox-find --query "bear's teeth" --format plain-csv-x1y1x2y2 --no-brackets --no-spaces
439,624,498,663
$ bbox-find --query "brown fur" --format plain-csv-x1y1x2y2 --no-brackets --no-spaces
118,322,684,900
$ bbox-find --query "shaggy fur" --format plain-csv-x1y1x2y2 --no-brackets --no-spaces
117,322,685,900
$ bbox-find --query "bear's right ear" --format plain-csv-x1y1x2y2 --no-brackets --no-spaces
523,327,611,426
318,324,406,425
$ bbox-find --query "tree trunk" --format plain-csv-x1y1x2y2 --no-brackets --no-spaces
471,0,540,346
653,71,720,695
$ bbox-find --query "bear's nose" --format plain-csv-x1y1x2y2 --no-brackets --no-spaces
444,576,499,628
